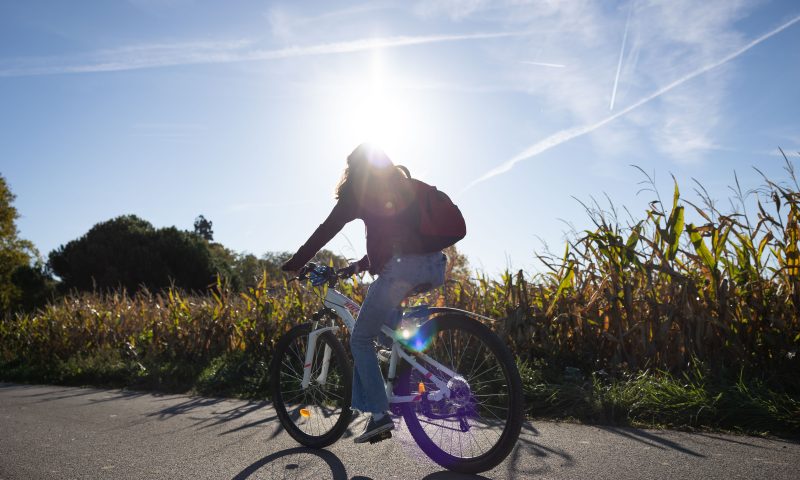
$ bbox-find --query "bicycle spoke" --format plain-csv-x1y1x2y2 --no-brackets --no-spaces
466,364,503,384
468,376,504,389
466,342,485,378
456,335,472,374
282,390,307,405
279,369,305,383
279,387,307,395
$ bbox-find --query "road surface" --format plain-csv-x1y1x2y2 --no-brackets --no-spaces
0,383,797,479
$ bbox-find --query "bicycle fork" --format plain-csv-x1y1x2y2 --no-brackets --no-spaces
300,325,339,388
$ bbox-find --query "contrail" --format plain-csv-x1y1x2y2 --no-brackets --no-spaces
610,2,633,111
521,61,565,68
462,14,800,193
0,31,528,77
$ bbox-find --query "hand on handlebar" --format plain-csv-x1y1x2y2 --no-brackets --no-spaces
336,262,360,278
293,263,317,281
291,262,358,286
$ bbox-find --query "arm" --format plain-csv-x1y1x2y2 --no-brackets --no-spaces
335,253,370,277
356,254,370,272
282,197,358,271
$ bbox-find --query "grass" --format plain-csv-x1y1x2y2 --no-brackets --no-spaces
517,359,799,436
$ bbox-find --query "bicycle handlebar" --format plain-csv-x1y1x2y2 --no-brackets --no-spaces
292,262,350,287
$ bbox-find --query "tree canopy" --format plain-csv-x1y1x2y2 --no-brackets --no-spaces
48,215,217,293
0,174,37,311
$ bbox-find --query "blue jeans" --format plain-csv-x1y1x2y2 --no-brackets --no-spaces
350,251,447,414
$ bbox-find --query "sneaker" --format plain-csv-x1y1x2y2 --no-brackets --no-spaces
353,414,394,443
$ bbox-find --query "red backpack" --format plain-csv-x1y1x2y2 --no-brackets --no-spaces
408,177,467,251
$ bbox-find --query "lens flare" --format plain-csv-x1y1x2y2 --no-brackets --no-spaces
398,323,437,352
403,333,433,353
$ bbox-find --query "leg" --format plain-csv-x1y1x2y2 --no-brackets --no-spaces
350,252,448,443
350,273,414,414
350,251,447,414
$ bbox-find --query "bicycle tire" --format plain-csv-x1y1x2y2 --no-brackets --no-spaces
270,323,353,448
395,314,524,474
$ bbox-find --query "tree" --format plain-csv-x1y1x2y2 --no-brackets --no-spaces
48,215,217,293
193,215,214,241
0,174,37,312
11,261,56,312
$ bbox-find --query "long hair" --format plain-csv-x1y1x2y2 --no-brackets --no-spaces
335,144,409,203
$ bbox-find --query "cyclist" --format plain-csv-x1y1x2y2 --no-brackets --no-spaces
281,143,448,443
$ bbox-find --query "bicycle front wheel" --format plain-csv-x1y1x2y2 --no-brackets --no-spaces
396,314,524,474
270,323,352,448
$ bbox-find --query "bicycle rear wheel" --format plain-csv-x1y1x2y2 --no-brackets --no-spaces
270,323,352,448
396,314,523,474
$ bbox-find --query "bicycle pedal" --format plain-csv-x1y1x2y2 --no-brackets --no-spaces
368,431,392,444
377,349,391,363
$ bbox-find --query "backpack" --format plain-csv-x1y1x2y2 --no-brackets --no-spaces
407,176,467,251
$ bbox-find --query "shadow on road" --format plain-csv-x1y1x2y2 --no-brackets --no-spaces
147,396,227,419
231,445,498,480
421,471,492,480
85,389,153,404
142,396,283,436
693,432,768,449
23,387,102,402
508,421,575,477
597,426,704,457
232,446,370,480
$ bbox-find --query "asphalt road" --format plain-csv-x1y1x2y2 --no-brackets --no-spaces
0,383,797,479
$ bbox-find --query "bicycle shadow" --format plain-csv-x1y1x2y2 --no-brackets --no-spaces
232,446,370,480
232,445,498,480
421,472,492,480
505,421,575,477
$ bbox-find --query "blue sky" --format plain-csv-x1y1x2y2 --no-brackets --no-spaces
1,0,799,276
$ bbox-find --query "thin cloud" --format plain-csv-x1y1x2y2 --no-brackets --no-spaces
463,14,800,193
267,2,395,40
520,61,565,68
227,200,314,213
0,31,529,77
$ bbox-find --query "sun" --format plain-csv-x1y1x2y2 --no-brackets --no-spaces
333,49,419,164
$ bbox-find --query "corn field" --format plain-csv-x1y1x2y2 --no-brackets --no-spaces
439,159,798,377
2,161,799,385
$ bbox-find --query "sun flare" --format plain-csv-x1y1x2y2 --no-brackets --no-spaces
334,50,418,163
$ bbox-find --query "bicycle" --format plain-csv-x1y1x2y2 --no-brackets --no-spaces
269,263,524,474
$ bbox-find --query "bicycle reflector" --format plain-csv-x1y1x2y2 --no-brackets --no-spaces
418,382,426,393
300,408,311,418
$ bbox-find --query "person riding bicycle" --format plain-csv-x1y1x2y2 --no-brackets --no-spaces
281,143,453,443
